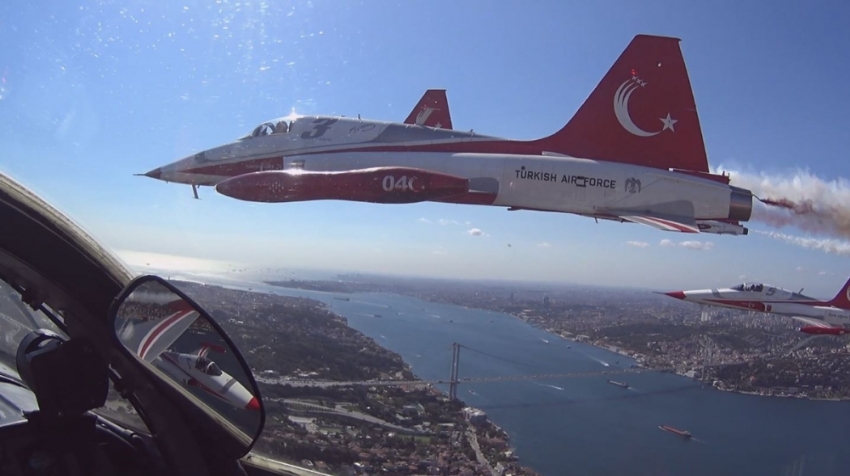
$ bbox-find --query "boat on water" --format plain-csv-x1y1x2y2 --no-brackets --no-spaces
659,425,692,438
334,296,351,301
374,314,382,318
607,380,629,388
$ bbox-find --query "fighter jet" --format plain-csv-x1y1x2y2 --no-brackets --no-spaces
142,34,753,235
119,298,260,411
663,277,850,338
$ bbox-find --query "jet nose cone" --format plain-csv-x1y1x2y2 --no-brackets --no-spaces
246,397,260,411
664,291,686,300
139,167,163,180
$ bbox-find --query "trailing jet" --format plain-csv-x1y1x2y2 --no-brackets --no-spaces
142,34,753,235
118,297,260,411
663,277,850,338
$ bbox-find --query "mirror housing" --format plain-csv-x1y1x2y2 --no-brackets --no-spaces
108,275,265,459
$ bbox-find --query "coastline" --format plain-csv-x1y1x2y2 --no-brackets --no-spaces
381,288,850,404
256,280,850,404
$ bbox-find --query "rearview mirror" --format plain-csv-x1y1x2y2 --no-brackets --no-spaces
110,275,264,456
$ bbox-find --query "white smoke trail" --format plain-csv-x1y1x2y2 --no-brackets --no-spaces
753,230,850,257
715,166,850,240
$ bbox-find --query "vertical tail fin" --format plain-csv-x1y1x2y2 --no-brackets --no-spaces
829,277,850,309
404,89,453,129
535,35,709,172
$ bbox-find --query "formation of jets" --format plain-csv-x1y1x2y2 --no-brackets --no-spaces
142,35,754,236
139,34,841,348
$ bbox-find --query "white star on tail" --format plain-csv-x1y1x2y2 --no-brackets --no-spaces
659,113,678,132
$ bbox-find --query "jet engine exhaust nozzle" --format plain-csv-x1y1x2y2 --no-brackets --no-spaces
729,186,753,222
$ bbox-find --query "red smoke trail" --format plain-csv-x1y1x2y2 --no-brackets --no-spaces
760,198,816,214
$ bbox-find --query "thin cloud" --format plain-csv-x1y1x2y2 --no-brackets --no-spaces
660,239,714,250
796,266,805,272
432,250,447,255
537,242,552,248
680,240,714,251
819,271,829,276
626,241,649,248
439,219,461,226
468,228,483,236
418,218,433,225
739,275,747,280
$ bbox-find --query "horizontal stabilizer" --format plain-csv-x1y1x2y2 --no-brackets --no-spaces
615,213,699,233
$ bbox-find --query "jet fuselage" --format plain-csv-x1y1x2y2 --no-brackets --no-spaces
667,284,850,327
151,116,751,228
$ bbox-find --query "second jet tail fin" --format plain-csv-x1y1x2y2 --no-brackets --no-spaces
404,89,453,129
829,277,850,309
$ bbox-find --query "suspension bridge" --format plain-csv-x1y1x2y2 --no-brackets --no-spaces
255,342,646,400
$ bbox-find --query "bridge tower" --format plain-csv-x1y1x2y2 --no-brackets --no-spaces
449,342,461,400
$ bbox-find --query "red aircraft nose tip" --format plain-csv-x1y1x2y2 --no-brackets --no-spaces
664,291,686,300
246,397,260,411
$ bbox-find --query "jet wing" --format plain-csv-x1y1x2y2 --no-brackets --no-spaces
404,89,452,129
789,316,837,328
117,304,200,363
612,213,700,233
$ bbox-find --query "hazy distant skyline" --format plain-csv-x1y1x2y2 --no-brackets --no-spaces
3,1,850,295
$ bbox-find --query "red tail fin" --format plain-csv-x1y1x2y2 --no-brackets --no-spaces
537,35,709,172
829,277,850,309
404,89,453,129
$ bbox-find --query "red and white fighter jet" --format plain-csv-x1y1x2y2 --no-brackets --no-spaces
663,277,850,338
121,298,260,411
142,35,753,235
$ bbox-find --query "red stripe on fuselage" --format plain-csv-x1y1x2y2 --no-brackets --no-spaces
187,156,284,177
705,300,769,311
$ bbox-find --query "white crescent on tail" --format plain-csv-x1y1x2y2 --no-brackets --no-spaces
415,107,435,126
614,79,660,137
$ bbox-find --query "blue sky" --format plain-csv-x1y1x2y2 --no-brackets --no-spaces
1,1,850,296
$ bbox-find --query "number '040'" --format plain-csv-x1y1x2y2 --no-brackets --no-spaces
382,176,417,192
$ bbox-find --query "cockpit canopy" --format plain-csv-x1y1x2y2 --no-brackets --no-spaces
195,356,222,376
731,283,764,292
248,118,293,138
